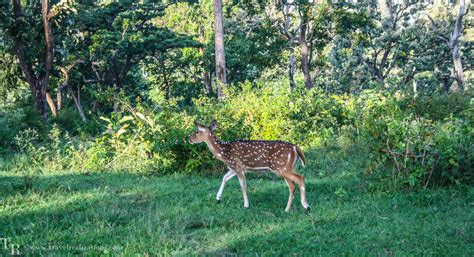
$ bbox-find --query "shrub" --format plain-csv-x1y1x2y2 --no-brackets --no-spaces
3,79,471,191
358,90,473,189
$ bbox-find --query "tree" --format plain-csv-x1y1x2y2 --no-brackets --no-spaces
427,0,469,91
213,0,227,99
365,2,429,84
269,1,363,90
3,0,60,119
72,2,200,113
280,0,298,90
160,1,215,96
299,0,314,89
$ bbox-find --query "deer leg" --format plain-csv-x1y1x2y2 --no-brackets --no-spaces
236,172,249,208
216,169,236,202
287,171,310,210
284,178,296,212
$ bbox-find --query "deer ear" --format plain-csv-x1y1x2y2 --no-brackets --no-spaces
195,121,206,131
210,120,218,131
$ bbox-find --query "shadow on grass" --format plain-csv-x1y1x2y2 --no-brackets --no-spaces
0,167,366,255
0,143,470,255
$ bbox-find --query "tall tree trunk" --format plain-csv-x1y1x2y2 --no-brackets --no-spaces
451,46,463,92
213,0,227,99
283,1,296,90
300,5,313,89
449,0,467,91
41,0,54,78
427,0,467,91
11,0,43,115
41,0,55,119
10,0,55,119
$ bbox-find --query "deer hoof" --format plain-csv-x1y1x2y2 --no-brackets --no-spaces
305,206,311,212
216,199,221,204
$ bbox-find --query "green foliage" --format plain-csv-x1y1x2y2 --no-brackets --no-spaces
0,51,25,98
0,96,45,154
3,79,472,192
357,91,473,189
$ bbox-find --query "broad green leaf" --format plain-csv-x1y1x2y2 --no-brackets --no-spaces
119,116,134,124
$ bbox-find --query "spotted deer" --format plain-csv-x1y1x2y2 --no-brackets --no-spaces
189,120,310,212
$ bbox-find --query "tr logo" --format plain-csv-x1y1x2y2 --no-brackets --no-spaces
0,238,20,256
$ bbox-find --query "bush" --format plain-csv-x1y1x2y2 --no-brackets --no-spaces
194,81,351,145
3,79,472,191
0,99,45,155
358,90,473,189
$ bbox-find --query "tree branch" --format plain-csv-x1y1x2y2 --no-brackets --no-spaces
425,14,450,44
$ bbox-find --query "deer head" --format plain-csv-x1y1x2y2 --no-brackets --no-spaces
189,120,217,144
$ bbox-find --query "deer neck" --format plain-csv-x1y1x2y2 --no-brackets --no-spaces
205,133,225,161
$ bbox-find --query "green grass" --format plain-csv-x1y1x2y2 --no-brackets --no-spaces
1,146,473,256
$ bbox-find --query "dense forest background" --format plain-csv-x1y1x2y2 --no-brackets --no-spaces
0,0,472,189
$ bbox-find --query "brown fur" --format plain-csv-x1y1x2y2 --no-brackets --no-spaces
189,120,310,211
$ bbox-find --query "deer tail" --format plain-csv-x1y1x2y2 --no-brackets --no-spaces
295,145,307,167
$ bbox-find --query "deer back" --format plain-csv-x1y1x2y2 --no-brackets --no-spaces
222,140,299,172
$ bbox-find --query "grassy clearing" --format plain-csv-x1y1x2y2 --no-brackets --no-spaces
1,145,473,256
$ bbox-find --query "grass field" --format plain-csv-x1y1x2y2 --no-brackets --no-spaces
1,146,473,256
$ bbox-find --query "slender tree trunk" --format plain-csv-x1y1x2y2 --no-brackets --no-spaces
300,32,312,89
449,0,467,91
41,0,54,119
204,70,213,95
451,44,464,92
408,67,417,98
58,60,86,122
413,78,417,99
46,92,57,116
283,1,296,90
68,85,87,123
213,0,227,99
300,5,313,89
289,54,296,90
427,0,467,91
57,86,63,112
41,0,54,78
34,80,47,116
